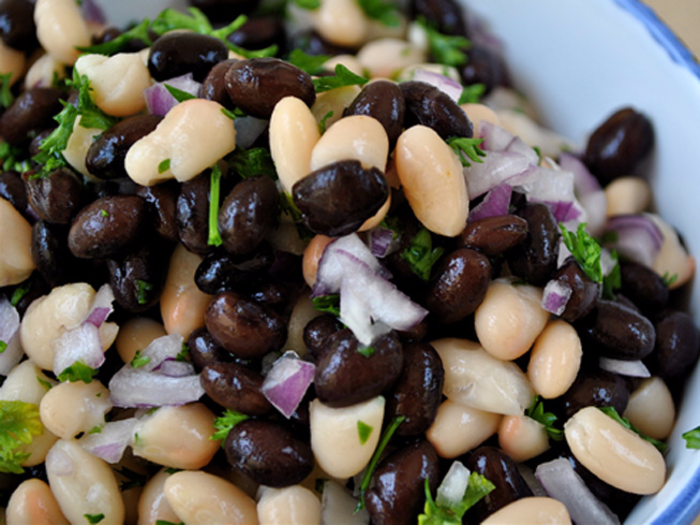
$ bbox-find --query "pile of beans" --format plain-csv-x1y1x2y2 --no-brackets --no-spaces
0,0,698,523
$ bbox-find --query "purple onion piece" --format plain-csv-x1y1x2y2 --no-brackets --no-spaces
542,279,573,316
0,297,21,375
464,151,533,198
79,418,138,464
604,214,664,267
369,227,396,258
108,367,205,408
261,352,315,418
52,322,105,375
468,183,512,223
144,73,202,116
412,69,462,102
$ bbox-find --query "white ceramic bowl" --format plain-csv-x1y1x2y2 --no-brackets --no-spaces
99,1,700,522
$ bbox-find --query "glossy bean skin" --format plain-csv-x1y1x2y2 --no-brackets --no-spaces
205,291,287,359
225,419,314,487
410,0,467,36
425,248,491,323
457,215,528,256
584,107,654,185
187,327,234,371
176,171,215,256
555,369,630,420
303,314,344,359
225,58,315,119
68,195,146,259
459,44,509,95
31,221,74,288
148,31,228,82
106,241,167,312
619,261,669,314
228,16,287,53
134,180,179,243
386,342,444,436
551,258,601,322
645,310,700,382
401,81,473,139
200,362,272,415
0,171,27,214
0,87,63,145
0,0,37,51
365,440,440,525
314,329,403,407
506,203,560,286
190,0,260,19
344,80,406,147
23,168,83,225
194,250,241,295
201,58,238,107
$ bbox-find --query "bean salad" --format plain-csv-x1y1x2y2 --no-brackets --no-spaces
0,0,698,523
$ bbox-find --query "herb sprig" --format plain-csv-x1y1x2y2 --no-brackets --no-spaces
401,228,444,281
447,137,486,167
599,406,667,454
0,400,43,474
417,18,471,67
313,64,368,93
418,472,495,525
526,396,563,441
211,409,249,443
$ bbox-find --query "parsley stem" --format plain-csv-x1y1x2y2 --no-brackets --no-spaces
208,164,224,247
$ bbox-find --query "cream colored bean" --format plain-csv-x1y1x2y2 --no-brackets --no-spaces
20,282,95,370
163,470,258,525
282,293,323,356
426,399,501,458
257,485,321,525
310,396,385,478
46,439,125,525
496,109,574,157
320,480,368,525
62,115,102,179
357,38,426,79
475,278,550,361
395,126,469,236
527,320,582,399
365,14,407,41
311,85,361,132
322,55,364,76
498,415,550,463
461,103,501,137
116,317,168,364
137,469,181,525
131,403,219,470
126,99,236,186
0,197,36,287
565,406,666,494
25,52,66,89
310,115,389,173
34,0,91,65
6,478,69,525
431,337,534,415
313,0,368,47
624,376,675,440
649,213,695,289
39,380,111,439
270,96,321,193
75,53,151,117
160,244,212,338
303,234,334,288
481,497,571,525
605,176,651,216
358,192,390,232
0,39,25,85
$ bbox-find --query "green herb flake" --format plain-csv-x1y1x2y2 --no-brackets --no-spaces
287,49,329,75
164,84,196,104
418,472,495,525
158,158,171,174
683,426,700,449
84,513,105,524
418,18,471,67
599,406,667,454
78,19,152,55
155,521,184,525
211,409,249,443
0,400,43,474
176,343,190,362
220,107,241,120
135,279,153,306
662,272,679,287
164,467,182,475
401,228,444,281
146,407,159,416
0,140,29,173
37,376,53,391
0,340,6,353
357,420,374,445
57,361,98,384
227,147,277,180
357,346,376,358
526,396,563,442
99,209,109,217
533,146,542,162
292,0,321,10
319,110,334,133
0,72,14,108
458,83,485,105
356,0,401,27
559,222,603,284
312,294,340,317
313,64,369,93
447,137,486,167
130,350,151,369
207,164,224,247
88,425,103,435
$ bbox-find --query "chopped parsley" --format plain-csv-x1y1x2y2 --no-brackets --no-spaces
99,209,109,217
292,0,321,10
312,294,340,317
0,400,43,474
683,426,700,449
176,343,190,362
164,84,196,104
37,376,53,391
0,340,6,353
319,110,334,133
227,147,277,180
0,72,14,108
458,83,485,105
417,18,471,67
447,137,486,167
221,107,246,120
287,49,329,75
10,281,31,306
313,64,369,93
88,425,103,435
357,346,376,358
207,164,224,247
401,227,444,281
418,473,495,525
78,19,152,55
135,279,153,305
130,350,151,369
211,409,249,443
526,396,563,442
0,140,28,172
157,158,171,175
560,222,604,283
356,0,401,27
155,520,184,525
599,406,667,454
57,361,98,384
84,513,105,524
357,420,374,444
662,272,678,287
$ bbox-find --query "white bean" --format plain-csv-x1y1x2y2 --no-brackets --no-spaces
311,85,361,131
303,234,334,287
310,396,385,478
39,380,111,439
498,415,550,463
137,469,181,525
461,103,500,137
61,115,102,179
426,399,501,458
624,376,675,440
649,213,695,289
282,293,322,356
313,0,368,47
496,109,574,157
45,439,125,525
322,55,364,76
24,52,65,89
257,485,321,525
34,0,91,65
0,197,36,287
480,497,571,525
605,176,651,216
357,38,426,79
126,99,236,186
163,470,258,525
564,406,666,494
395,125,469,236
431,337,534,415
474,278,550,361
116,317,167,364
395,63,460,83
320,480,368,525
527,320,582,399
0,39,26,85
6,478,69,525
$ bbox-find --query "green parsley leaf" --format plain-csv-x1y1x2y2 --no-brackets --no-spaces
357,420,373,444
319,110,334,133
418,18,471,67
602,249,621,299
0,340,6,353
599,407,667,454
312,294,340,316
0,72,14,109
356,0,401,27
418,472,495,524
221,107,245,120
211,409,249,443
526,396,563,442
164,467,182,475
662,272,678,287
151,7,214,35
292,0,321,10
99,209,109,217
401,227,444,281
164,84,196,104
209,14,248,41
532,146,542,162
176,343,190,362
559,222,603,284
135,279,153,306
313,64,369,93
158,158,171,175
447,137,486,167
228,42,279,59
57,361,98,384
357,345,376,358
208,164,224,247
10,281,30,306
458,83,485,105
69,71,119,130
130,350,151,369
84,513,105,524
0,140,28,172
88,425,103,435
37,376,53,391
227,147,277,180
287,49,329,75
77,19,152,55
683,426,700,449
0,400,43,474
155,520,184,525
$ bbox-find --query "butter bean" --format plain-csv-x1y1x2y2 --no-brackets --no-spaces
565,406,666,495
116,317,168,364
461,103,500,136
527,320,582,399
283,293,322,356
357,38,426,79
39,380,111,439
498,415,549,463
137,469,181,525
395,125,469,236
649,213,695,289
0,196,35,287
311,85,361,131
6,478,69,525
163,470,258,525
24,52,65,89
258,485,321,525
605,176,651,216
61,116,102,179
303,234,334,287
426,399,500,458
480,497,571,525
0,39,25,86
34,0,91,65
322,55,364,76
624,376,675,441
313,0,368,47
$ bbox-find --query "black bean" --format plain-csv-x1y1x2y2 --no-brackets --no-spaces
584,107,654,185
583,299,655,361
224,58,315,119
365,440,440,525
23,168,83,225
551,257,601,322
228,17,286,53
189,0,260,19
224,419,313,487
619,261,669,315
555,369,630,420
457,215,528,256
506,203,560,286
0,171,27,214
68,195,146,259
86,115,162,180
195,250,241,294
0,0,37,51
292,160,389,237
303,314,344,360
31,221,74,288
176,171,215,256
205,291,287,359
201,58,238,108
410,0,468,36
0,88,63,146
106,241,167,312
148,31,229,82
459,44,509,95
401,81,473,139
244,278,289,313
645,311,700,382
134,180,179,243
344,80,405,147
187,327,234,371
314,329,403,407
201,362,272,415
289,30,357,57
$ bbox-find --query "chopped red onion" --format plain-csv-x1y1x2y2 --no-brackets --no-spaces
436,461,471,509
79,418,138,464
155,359,196,378
599,357,651,378
538,200,580,223
558,152,601,196
468,183,512,223
82,284,115,328
81,0,106,24
464,151,533,198
139,334,185,372
510,166,576,205
144,73,202,116
234,116,269,149
368,227,396,258
261,351,315,418
600,248,618,278
542,280,572,316
52,322,105,376
604,214,663,267
108,367,205,408
479,121,539,165
412,69,462,102
535,458,620,525
0,297,22,376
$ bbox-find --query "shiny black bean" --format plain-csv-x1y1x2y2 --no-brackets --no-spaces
106,241,167,312
619,261,669,315
244,278,289,313
23,168,83,225
189,0,260,19
314,329,403,407
202,58,238,108
551,257,601,322
292,160,389,237
201,362,271,415
205,291,287,359
28,128,53,158
187,327,233,371
457,215,527,256
344,80,405,147
410,0,468,36
466,446,533,523
176,171,215,256
0,0,37,51
645,311,700,382
365,440,440,525
218,175,278,256
425,248,490,323
401,81,473,139
195,250,241,294
134,180,178,243
459,44,509,95
303,314,343,360
583,299,656,360
584,107,654,185
86,115,162,180
386,342,443,436
228,17,286,53
555,369,630,420
0,88,63,145
0,171,27,214
289,30,357,57
506,203,560,286
224,58,315,119
68,195,146,259
224,419,313,487
31,221,74,288
148,32,228,82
